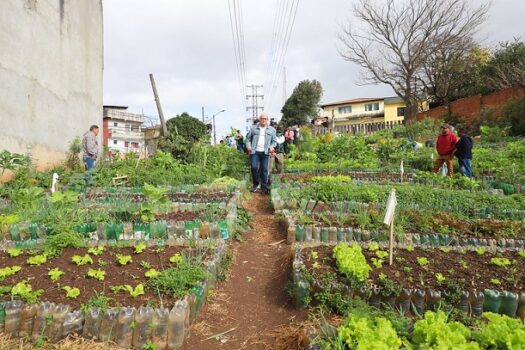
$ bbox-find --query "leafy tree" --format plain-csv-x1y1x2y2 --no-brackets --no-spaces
159,112,208,160
166,112,208,143
280,80,323,127
500,96,525,136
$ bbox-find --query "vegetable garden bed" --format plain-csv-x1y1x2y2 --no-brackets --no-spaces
292,242,525,320
0,239,225,349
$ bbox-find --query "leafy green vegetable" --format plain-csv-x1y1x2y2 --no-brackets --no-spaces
333,243,371,287
145,269,160,278
7,248,22,257
412,311,478,349
47,268,64,281
27,254,47,266
134,242,147,254
11,281,43,303
111,284,145,297
337,314,402,349
474,312,525,349
63,286,80,299
88,246,105,256
490,257,511,267
116,254,133,265
416,257,429,267
87,268,106,281
72,254,93,266
0,266,22,281
169,253,183,264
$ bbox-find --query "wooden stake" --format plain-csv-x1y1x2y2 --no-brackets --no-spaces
149,73,168,136
389,215,395,266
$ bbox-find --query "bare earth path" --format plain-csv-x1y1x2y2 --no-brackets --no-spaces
181,193,307,350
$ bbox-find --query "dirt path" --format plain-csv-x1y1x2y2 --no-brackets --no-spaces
181,193,307,350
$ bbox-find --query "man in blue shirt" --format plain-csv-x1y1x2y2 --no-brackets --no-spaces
455,127,473,177
246,114,277,194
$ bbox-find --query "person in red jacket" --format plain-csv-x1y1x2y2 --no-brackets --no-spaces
431,124,458,176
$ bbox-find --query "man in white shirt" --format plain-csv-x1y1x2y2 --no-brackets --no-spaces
245,113,277,194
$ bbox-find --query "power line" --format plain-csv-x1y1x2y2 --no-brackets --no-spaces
227,0,246,109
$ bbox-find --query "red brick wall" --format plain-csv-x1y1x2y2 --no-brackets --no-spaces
415,85,525,122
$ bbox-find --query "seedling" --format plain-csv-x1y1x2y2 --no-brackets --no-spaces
134,242,147,254
116,254,133,265
27,254,47,266
145,269,160,278
475,247,486,256
367,242,379,251
491,257,511,267
371,258,383,268
0,266,21,280
111,284,145,297
63,286,80,299
490,278,501,286
518,251,525,258
440,247,451,253
416,257,429,267
88,246,105,256
87,268,106,281
72,254,93,266
169,253,182,264
140,261,152,269
406,245,415,252
11,280,43,303
376,251,388,259
47,268,64,281
436,273,446,283
311,251,318,260
7,248,22,257
312,261,320,269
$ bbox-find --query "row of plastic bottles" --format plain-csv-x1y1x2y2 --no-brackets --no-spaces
0,302,82,342
288,224,375,244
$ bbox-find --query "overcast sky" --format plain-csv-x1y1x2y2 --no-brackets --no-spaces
103,0,525,139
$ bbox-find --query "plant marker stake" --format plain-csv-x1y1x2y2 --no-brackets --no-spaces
400,160,404,183
383,188,397,266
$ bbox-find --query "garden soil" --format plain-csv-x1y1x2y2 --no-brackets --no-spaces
181,193,307,350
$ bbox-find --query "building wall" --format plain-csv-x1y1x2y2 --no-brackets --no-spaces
416,86,525,122
384,102,406,122
0,0,103,169
324,100,384,121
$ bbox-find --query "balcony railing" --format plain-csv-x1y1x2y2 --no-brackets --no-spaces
104,109,145,124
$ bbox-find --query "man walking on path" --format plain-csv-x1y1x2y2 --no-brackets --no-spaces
455,127,474,177
246,113,277,194
82,125,99,171
432,124,458,177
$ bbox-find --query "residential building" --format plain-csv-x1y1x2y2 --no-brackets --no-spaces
102,106,146,154
0,0,103,169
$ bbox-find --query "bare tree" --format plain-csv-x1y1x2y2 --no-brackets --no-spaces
338,0,489,119
419,38,489,106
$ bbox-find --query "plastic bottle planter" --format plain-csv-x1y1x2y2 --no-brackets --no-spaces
484,289,520,317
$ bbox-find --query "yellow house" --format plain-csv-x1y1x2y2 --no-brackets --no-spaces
318,96,425,134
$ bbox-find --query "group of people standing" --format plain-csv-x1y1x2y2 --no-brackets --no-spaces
432,124,473,177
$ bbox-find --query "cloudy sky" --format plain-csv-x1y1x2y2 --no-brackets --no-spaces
103,0,524,139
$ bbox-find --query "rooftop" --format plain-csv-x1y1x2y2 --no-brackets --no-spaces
320,96,402,108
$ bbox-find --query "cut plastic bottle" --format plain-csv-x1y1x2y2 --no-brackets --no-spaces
115,307,136,348
152,307,169,350
82,307,102,339
4,300,23,336
132,306,153,348
168,301,187,349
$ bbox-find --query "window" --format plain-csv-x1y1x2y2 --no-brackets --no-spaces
131,125,139,132
131,142,139,148
365,103,380,111
397,107,406,116
113,140,117,145
124,141,129,148
113,122,118,127
125,124,130,131
338,106,352,114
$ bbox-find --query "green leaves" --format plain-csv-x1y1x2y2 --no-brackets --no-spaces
0,266,22,281
7,248,22,257
27,254,47,266
88,246,105,256
337,314,402,350
72,254,93,266
169,253,183,264
111,284,145,298
87,268,106,281
134,242,147,254
48,268,64,281
11,281,43,303
116,254,133,265
63,286,80,299
412,311,476,349
145,269,160,278
416,257,429,267
333,243,371,286
490,257,511,267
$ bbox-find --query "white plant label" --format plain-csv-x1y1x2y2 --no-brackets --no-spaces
383,189,397,226
400,160,404,174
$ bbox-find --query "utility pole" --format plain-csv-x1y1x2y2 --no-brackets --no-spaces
246,84,264,126
149,74,168,136
201,106,205,123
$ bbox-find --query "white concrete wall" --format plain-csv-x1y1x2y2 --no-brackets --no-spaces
0,0,103,169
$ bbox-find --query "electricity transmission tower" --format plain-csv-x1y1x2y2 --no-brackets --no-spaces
246,84,264,126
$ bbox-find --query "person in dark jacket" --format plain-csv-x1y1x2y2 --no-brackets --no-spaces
455,127,473,177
